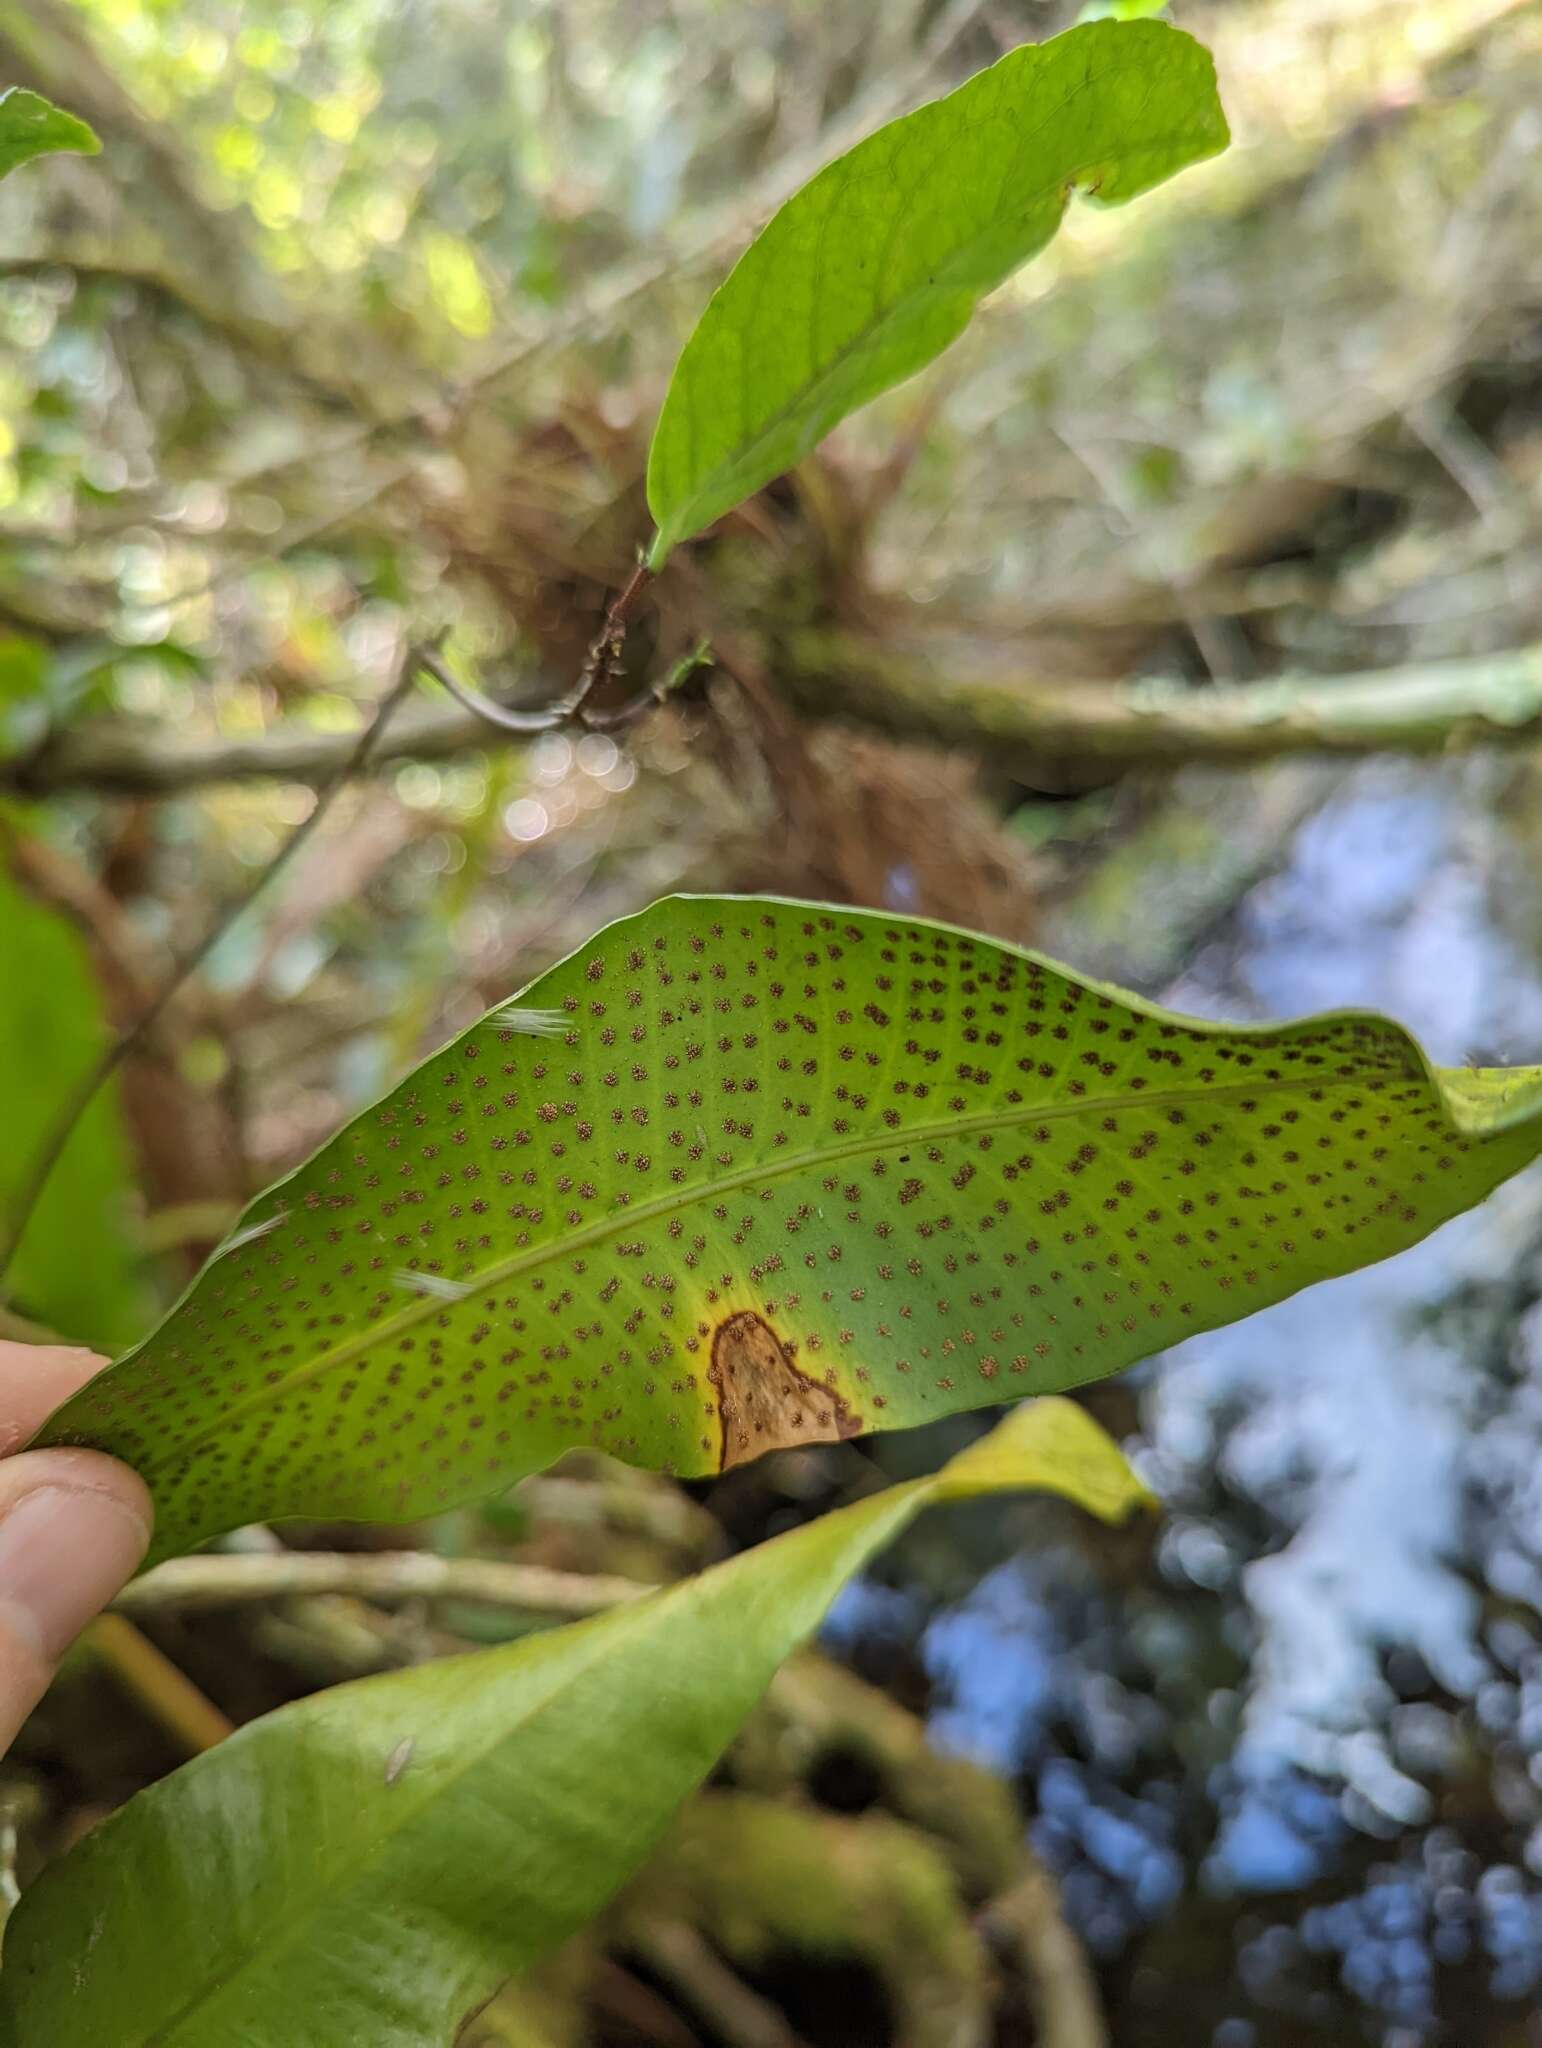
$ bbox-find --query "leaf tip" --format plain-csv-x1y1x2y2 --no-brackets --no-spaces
934,1396,1155,1526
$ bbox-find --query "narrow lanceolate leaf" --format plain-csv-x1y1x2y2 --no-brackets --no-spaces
0,1401,1145,2048
0,88,99,184
644,20,1228,566
36,894,1542,1567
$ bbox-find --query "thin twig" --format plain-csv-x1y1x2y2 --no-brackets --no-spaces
583,633,712,732
414,648,580,737
115,1550,658,1618
418,610,707,741
417,563,659,737
0,639,424,1300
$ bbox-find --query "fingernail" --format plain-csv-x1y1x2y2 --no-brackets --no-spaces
0,1486,150,1662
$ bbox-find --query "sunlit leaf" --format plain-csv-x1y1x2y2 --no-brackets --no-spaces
35,895,1542,1567
0,88,99,184
644,20,1227,565
422,225,493,338
0,1399,1144,2048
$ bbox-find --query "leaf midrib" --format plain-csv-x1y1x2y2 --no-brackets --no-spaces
139,1483,927,2045
142,1066,1406,1476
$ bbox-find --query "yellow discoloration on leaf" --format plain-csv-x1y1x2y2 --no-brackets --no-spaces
34,894,1542,1567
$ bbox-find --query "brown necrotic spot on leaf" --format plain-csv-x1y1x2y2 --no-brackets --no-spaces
708,1310,860,1470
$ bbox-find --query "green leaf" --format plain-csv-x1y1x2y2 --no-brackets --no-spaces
0,88,99,185
0,1398,1144,2048
0,840,147,1349
35,895,1542,1568
0,637,50,763
644,20,1227,566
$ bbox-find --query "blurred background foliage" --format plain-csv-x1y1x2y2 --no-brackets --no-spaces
3,0,1542,2042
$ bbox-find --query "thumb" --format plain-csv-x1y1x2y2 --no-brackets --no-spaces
0,1447,152,1753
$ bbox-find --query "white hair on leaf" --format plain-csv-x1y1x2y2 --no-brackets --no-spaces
213,1210,288,1259
475,1006,567,1040
389,1269,474,1304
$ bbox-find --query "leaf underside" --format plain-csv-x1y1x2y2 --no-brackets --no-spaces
645,19,1228,564
0,1401,1145,2048
37,894,1542,1567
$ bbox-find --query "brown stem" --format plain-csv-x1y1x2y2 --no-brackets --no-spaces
571,561,656,715
421,578,686,741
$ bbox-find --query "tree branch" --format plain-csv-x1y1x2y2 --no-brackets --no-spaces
8,687,478,795
10,638,1542,794
115,1549,657,1619
980,1865,1108,2048
777,631,1542,766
